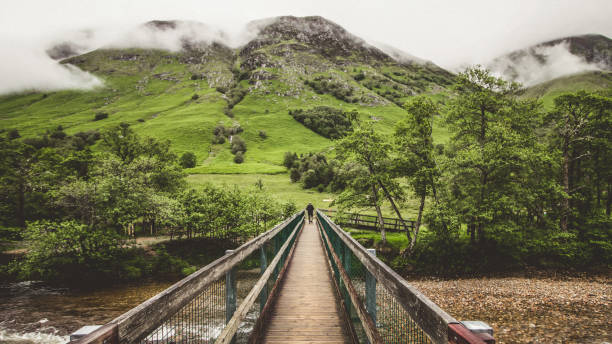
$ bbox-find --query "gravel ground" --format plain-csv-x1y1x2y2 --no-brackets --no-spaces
408,273,611,344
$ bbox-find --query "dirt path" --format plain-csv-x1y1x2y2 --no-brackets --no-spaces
408,274,611,343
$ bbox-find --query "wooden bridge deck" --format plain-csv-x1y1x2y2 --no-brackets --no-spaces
261,220,352,344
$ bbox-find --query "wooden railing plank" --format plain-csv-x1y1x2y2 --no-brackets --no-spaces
317,219,383,344
77,211,304,344
215,218,304,344
317,210,457,344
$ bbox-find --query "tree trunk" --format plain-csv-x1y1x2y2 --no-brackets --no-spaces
406,194,425,257
561,136,570,231
606,180,611,216
16,181,25,228
469,217,475,244
377,179,411,241
371,185,386,243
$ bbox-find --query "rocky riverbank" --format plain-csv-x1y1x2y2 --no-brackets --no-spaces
408,272,611,343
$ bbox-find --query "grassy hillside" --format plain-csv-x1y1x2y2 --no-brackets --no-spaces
0,17,453,175
523,71,612,108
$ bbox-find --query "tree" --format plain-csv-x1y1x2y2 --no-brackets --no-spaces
180,152,197,168
100,123,142,164
547,92,612,230
335,122,408,244
395,96,439,255
443,66,545,244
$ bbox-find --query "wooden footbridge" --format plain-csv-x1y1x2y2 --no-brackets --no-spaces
74,210,494,344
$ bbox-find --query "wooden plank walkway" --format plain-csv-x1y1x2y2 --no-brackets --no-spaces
261,220,352,344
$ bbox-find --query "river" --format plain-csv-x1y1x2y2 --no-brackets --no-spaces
0,280,173,344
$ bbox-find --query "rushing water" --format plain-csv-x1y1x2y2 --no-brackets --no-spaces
0,280,173,344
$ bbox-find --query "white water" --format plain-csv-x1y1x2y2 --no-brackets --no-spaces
0,328,68,344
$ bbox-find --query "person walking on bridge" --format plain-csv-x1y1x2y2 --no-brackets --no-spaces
306,203,315,223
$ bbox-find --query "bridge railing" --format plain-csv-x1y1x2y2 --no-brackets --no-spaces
316,210,492,344
320,209,416,233
75,210,305,344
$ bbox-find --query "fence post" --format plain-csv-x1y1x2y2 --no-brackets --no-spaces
259,246,268,312
366,248,377,325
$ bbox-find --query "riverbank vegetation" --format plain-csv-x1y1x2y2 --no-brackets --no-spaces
309,67,612,273
0,123,295,285
1,66,610,286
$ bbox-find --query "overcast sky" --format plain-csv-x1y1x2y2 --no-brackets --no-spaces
2,0,611,67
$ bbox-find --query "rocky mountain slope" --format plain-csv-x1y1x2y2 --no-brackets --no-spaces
1,16,454,174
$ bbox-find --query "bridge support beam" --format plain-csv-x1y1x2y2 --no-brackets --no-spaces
259,246,268,312
366,248,377,325
225,249,237,343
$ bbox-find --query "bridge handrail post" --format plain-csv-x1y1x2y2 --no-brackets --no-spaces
259,246,268,312
225,249,237,344
365,248,377,326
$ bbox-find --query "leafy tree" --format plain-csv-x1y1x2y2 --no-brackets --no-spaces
395,96,439,255
547,92,612,230
442,66,548,244
180,152,197,168
20,220,125,282
335,122,408,243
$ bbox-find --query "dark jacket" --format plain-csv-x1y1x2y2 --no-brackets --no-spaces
306,204,314,214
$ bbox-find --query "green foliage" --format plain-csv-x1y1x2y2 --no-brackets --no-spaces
19,220,125,282
230,135,247,154
258,130,267,139
7,129,20,140
94,112,108,121
283,151,298,169
284,152,339,190
304,76,358,103
289,106,356,139
180,151,197,168
233,151,244,163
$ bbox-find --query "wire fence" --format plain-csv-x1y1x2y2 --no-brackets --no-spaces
318,211,433,344
75,212,304,344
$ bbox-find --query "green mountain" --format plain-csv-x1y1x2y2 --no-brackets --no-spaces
0,16,453,174
524,70,612,108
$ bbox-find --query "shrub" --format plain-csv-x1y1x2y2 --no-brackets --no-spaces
7,129,20,140
191,94,199,100
213,125,226,137
212,135,225,144
179,152,197,168
259,130,267,139
137,118,145,122
230,135,247,154
233,151,244,163
228,125,243,135
289,106,355,139
94,112,108,121
353,71,365,81
224,107,234,118
283,152,298,169
290,168,301,182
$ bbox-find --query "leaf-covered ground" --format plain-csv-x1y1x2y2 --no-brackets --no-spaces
408,273,611,343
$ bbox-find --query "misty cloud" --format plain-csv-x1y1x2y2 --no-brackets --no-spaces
107,21,228,51
0,39,102,95
487,41,604,87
